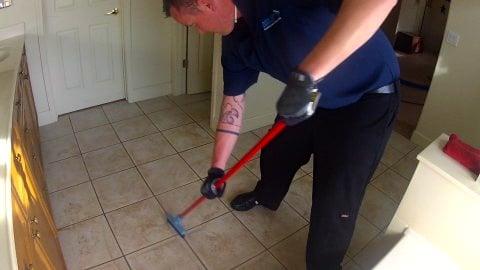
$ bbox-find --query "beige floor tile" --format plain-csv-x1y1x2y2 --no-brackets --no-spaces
392,155,418,180
112,115,158,142
347,215,380,257
234,251,285,270
169,92,210,105
220,170,259,208
407,145,424,160
270,226,309,270
83,144,134,179
40,115,73,142
58,215,122,270
186,213,264,270
123,133,176,165
181,100,210,122
371,170,410,203
163,123,213,152
93,168,153,212
380,146,405,166
90,258,130,270
102,100,143,123
70,106,109,132
197,118,216,137
252,125,272,138
137,96,176,114
148,106,193,131
75,124,120,153
49,182,102,229
234,202,307,247
387,132,417,154
41,134,80,163
372,162,388,181
301,156,314,174
157,181,228,229
126,236,204,270
106,198,175,254
138,154,198,195
245,158,306,180
179,143,237,178
285,175,313,221
232,132,262,159
359,185,398,230
353,232,404,270
45,155,89,193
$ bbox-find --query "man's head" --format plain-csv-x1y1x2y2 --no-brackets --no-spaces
164,0,236,35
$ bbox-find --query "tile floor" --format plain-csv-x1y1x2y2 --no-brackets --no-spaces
40,93,421,270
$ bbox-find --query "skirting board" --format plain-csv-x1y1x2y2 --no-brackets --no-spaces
38,110,58,126
411,130,433,148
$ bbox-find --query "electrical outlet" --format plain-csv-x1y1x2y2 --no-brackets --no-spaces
446,30,460,47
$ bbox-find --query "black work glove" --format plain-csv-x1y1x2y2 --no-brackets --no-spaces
200,167,226,199
276,69,322,126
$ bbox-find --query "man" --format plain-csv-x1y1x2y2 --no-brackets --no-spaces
164,0,399,269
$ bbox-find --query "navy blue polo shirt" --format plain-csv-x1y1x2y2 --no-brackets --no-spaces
222,0,400,109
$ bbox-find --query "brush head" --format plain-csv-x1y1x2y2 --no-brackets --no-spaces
167,213,186,237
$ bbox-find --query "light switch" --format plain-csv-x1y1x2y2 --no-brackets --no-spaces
446,30,460,47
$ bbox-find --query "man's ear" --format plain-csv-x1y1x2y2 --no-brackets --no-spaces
196,0,215,12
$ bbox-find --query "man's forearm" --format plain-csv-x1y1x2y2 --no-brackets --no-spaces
211,94,245,169
298,0,398,80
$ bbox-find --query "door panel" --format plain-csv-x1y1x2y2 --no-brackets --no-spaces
11,191,33,270
45,0,124,114
187,28,213,94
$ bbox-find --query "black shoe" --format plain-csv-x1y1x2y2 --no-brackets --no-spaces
230,192,260,211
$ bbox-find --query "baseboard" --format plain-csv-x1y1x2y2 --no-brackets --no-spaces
127,83,171,103
411,130,433,148
38,110,58,126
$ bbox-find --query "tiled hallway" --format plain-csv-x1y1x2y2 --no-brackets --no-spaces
40,93,421,270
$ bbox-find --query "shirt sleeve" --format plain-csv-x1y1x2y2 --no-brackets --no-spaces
221,35,260,96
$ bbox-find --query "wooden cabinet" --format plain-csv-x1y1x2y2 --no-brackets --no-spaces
10,47,66,270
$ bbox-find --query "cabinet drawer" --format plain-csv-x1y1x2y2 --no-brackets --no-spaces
12,191,33,270
29,195,66,270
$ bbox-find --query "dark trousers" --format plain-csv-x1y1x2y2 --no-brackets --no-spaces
254,91,399,269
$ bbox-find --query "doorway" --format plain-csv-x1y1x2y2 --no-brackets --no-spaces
392,0,451,138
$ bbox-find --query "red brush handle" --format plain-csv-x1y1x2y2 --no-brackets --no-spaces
179,120,287,218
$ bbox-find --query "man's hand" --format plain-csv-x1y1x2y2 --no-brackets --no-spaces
200,167,226,199
276,70,322,126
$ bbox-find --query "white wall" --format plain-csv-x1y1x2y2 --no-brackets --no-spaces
0,0,57,125
412,0,480,147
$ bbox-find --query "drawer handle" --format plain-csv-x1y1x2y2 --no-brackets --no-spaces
25,263,34,270
31,231,40,239
15,99,21,106
25,128,31,134
32,153,37,160
30,217,39,224
15,154,21,163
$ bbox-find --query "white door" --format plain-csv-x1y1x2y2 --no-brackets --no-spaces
187,27,214,94
211,35,284,132
124,0,174,102
44,0,125,114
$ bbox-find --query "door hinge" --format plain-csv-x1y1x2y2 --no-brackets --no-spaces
182,59,188,68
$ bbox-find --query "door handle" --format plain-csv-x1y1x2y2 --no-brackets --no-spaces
106,8,119,15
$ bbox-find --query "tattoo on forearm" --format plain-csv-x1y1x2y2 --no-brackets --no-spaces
216,128,240,136
233,96,245,110
220,103,240,126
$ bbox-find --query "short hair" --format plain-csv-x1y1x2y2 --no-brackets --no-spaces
163,0,197,17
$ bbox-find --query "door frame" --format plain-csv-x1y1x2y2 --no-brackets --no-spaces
122,0,187,102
